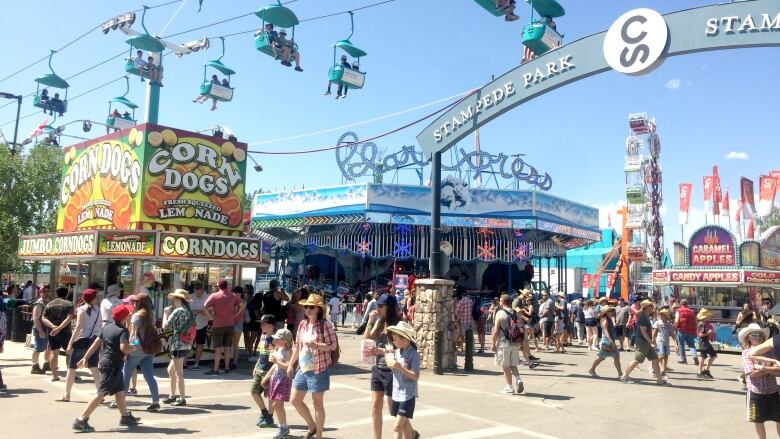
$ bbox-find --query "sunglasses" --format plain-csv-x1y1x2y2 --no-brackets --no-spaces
303,305,316,310
749,333,765,339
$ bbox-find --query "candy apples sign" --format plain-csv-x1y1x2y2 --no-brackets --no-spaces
139,125,247,231
56,130,142,232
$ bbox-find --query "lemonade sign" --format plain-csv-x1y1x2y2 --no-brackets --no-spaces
56,124,248,234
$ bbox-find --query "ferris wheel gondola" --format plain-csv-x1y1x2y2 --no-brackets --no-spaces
33,50,69,117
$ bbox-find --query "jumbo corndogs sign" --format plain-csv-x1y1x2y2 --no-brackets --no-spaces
56,124,248,234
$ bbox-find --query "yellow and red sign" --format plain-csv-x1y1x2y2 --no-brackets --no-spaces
56,124,248,235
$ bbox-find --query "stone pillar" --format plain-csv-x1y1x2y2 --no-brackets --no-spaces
413,278,457,371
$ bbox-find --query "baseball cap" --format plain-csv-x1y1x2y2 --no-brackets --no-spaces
111,304,132,322
272,328,293,343
82,289,97,303
376,293,397,307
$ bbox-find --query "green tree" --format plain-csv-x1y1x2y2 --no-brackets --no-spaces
0,142,63,273
757,205,780,231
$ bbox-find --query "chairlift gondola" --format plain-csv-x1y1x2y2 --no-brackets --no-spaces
328,12,367,91
254,1,299,61
106,76,138,132
33,50,69,116
199,37,235,103
123,6,165,77
521,0,565,55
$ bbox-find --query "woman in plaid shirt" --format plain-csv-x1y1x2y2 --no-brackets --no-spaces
288,293,337,439
740,323,780,438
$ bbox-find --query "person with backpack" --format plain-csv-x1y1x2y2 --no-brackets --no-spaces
288,294,338,439
122,292,161,410
491,294,525,394
162,289,195,406
57,289,101,402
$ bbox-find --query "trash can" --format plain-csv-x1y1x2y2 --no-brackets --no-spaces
11,307,27,342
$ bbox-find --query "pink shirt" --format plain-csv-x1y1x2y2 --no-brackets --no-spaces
204,289,240,328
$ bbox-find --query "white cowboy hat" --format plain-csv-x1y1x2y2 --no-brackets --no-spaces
738,323,770,345
387,321,416,343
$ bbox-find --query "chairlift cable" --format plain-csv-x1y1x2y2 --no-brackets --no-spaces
158,0,191,36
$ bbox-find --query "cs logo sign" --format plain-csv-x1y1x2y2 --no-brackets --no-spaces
603,8,669,75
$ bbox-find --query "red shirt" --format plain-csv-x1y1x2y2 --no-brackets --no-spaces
204,289,240,328
676,306,696,335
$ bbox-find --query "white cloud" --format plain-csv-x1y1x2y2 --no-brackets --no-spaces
725,151,749,160
665,79,681,90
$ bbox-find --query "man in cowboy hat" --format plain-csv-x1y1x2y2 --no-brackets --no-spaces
386,321,420,439
739,323,780,436
696,308,717,380
620,300,665,385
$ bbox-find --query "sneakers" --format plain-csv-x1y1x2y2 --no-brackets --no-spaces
529,362,539,370
529,355,539,361
696,373,705,380
72,418,95,433
171,398,187,407
515,376,524,394
162,395,178,404
204,369,222,376
273,425,290,438
500,385,514,394
147,403,160,411
126,388,137,396
295,67,303,72
619,375,633,384
702,370,714,380
119,412,141,426
192,364,200,371
31,364,44,375
588,369,598,378
257,412,275,428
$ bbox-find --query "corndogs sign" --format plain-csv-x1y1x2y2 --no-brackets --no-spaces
55,124,248,234
159,232,261,262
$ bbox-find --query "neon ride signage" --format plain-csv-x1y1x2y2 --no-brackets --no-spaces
688,226,736,266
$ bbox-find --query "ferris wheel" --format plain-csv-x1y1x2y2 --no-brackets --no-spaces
624,113,664,298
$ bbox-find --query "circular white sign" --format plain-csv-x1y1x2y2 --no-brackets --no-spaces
603,8,669,75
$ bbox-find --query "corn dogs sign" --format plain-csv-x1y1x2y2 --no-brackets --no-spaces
56,124,248,234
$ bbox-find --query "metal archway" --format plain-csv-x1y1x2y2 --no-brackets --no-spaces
421,0,780,277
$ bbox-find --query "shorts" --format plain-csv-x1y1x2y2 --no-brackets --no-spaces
68,346,99,369
747,392,780,423
47,329,72,350
616,325,627,337
370,366,393,396
542,320,554,337
585,318,598,327
459,321,474,335
293,368,330,393
195,326,208,346
251,368,271,395
170,349,189,359
212,326,234,348
233,322,244,333
634,338,658,363
597,337,619,359
494,343,520,368
391,398,416,419
97,365,125,397
698,346,717,359
33,327,49,352
655,341,670,356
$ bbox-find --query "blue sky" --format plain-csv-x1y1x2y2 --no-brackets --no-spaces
0,0,777,247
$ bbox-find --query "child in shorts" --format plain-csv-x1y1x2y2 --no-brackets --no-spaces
652,309,673,377
251,314,277,428
553,309,564,353
387,322,420,439
265,328,294,439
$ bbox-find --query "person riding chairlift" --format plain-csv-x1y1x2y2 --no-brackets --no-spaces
193,74,220,111
111,109,121,118
494,0,519,21
324,55,353,99
277,29,303,72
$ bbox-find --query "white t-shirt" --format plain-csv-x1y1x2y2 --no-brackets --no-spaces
190,292,210,329
329,297,341,315
22,285,35,301
100,297,122,323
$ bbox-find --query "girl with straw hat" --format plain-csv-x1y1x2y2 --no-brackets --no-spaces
288,293,337,439
739,323,780,438
162,289,195,406
696,308,717,380
386,322,420,439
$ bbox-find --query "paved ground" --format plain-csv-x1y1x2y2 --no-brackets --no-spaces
0,329,755,439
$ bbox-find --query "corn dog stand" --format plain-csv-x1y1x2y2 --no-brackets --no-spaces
652,225,780,352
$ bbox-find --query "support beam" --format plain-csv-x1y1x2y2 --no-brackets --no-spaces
429,151,443,278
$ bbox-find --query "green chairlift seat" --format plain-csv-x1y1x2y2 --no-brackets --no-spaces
124,7,165,77
106,77,138,131
328,12,367,90
521,0,565,55
199,38,235,103
33,50,69,115
254,1,299,58
472,0,505,17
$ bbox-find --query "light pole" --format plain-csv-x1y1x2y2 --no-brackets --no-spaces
0,92,22,154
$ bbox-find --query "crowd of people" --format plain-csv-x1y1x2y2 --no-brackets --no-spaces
3,276,780,438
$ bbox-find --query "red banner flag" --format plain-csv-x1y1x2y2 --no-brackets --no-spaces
721,188,730,217
703,176,714,211
679,183,693,225
581,274,592,289
758,175,779,217
713,166,721,216
747,219,755,239
591,274,602,291
735,200,743,225
606,273,617,289
741,177,756,220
